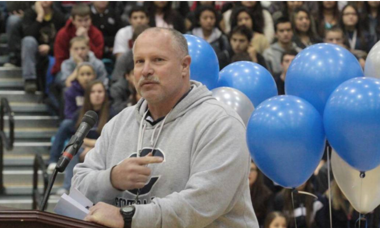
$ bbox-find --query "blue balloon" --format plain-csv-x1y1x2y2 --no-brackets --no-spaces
247,95,325,188
324,77,380,171
218,61,278,107
286,43,363,115
184,34,219,90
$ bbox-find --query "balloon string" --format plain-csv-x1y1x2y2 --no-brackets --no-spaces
291,189,298,228
327,144,333,228
355,214,367,228
298,191,317,199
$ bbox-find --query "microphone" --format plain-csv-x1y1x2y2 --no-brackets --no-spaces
55,110,98,172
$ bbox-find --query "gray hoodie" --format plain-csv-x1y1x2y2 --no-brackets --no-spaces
262,42,302,75
71,81,259,228
60,51,108,85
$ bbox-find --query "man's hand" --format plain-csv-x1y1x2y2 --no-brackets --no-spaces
76,27,89,37
35,1,44,22
111,154,163,190
84,202,124,228
72,53,83,64
11,10,24,17
38,44,50,56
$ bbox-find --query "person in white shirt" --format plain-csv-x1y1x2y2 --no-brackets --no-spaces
113,6,149,59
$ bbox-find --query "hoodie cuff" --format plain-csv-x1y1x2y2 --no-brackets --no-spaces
98,166,123,196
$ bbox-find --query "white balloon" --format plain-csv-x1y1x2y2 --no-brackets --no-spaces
212,87,254,126
365,40,380,79
332,151,380,214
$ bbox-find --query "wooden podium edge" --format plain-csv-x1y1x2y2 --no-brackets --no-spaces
0,209,106,228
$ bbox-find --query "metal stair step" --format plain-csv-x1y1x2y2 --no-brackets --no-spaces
10,102,50,114
0,195,59,212
5,116,60,128
5,127,57,139
0,90,43,102
4,184,63,196
0,67,22,78
3,170,63,186
5,141,51,154
4,153,49,167
0,77,23,89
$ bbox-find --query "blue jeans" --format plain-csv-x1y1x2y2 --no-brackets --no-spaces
48,119,75,164
21,36,38,80
63,147,83,191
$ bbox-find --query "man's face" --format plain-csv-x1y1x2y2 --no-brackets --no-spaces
325,31,344,46
73,15,92,30
281,54,296,75
130,11,149,28
276,22,293,44
92,1,109,10
71,41,89,60
230,33,249,54
133,31,191,105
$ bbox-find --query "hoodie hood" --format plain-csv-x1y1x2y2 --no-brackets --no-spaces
191,28,222,43
134,80,215,126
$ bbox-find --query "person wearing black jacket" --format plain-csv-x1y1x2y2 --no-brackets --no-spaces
21,1,65,93
90,1,123,59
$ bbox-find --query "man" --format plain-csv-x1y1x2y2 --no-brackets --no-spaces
52,3,104,75
21,1,65,93
263,17,301,75
274,50,298,95
229,25,267,68
72,27,258,228
113,5,149,59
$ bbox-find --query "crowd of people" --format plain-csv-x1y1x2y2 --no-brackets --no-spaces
1,1,380,227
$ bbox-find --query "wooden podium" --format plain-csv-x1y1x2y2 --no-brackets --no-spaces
0,206,106,228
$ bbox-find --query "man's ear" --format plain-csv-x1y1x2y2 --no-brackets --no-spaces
181,55,191,77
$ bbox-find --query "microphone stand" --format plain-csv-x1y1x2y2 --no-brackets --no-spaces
40,139,82,212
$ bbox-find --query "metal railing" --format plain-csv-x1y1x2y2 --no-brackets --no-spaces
0,98,14,195
32,154,49,210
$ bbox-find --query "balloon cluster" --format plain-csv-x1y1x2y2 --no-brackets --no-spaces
185,35,380,214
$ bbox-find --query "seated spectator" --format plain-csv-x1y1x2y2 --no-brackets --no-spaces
90,1,122,59
189,5,231,69
144,1,186,33
249,161,273,225
316,1,340,38
48,63,96,167
5,2,33,67
21,1,66,93
113,6,149,59
59,80,115,195
263,17,302,75
229,25,267,68
240,1,274,43
186,1,224,31
264,211,288,228
324,26,366,68
363,1,380,42
291,8,322,49
61,36,107,88
273,178,324,228
111,24,149,82
230,6,269,55
52,3,104,75
274,50,298,95
271,1,304,22
110,51,140,114
340,4,374,53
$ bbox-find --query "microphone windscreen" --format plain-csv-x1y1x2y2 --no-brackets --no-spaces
82,110,98,127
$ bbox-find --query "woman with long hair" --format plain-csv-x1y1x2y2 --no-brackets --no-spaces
317,1,340,37
291,7,322,49
230,6,269,54
249,161,273,225
144,1,186,33
363,1,380,42
273,179,324,228
340,4,374,53
264,211,287,228
59,81,115,195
